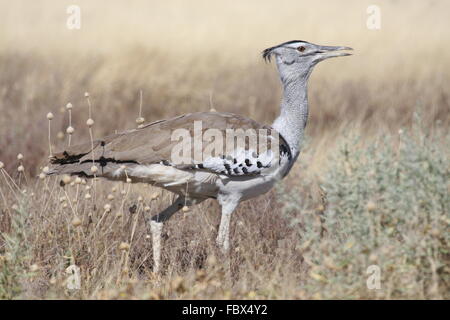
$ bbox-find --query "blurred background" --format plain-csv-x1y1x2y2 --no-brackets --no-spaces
0,0,448,173
0,0,449,300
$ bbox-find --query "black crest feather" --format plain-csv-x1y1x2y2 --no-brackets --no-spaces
261,40,308,62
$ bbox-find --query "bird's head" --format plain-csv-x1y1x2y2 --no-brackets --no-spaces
262,40,352,83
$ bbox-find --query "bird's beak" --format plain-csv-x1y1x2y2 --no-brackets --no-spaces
315,45,353,61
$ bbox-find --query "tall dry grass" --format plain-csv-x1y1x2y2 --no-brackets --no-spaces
0,0,449,299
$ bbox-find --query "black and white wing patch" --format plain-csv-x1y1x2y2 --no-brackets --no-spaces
193,149,275,176
161,128,292,177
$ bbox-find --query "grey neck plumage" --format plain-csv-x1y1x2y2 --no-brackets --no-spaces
272,69,311,160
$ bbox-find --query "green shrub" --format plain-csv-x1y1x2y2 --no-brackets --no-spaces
281,118,449,299
0,202,32,299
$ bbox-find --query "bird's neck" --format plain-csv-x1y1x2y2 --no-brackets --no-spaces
272,75,309,158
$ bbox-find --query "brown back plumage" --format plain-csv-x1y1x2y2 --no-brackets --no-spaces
49,112,282,177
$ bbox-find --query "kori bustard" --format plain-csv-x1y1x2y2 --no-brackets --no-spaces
48,40,352,273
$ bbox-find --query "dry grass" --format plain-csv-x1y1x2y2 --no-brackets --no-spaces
0,0,449,299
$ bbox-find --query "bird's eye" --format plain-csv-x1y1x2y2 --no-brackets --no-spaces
297,46,306,52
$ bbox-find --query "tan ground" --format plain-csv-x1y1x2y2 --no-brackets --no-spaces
0,0,448,299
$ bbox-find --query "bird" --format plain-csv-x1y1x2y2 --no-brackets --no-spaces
47,40,352,273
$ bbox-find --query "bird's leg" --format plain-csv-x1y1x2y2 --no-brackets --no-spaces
149,221,163,274
216,195,240,253
149,196,185,273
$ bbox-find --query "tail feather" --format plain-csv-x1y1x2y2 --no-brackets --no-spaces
47,161,124,179
47,138,119,178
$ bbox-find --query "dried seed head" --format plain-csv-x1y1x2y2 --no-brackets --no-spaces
90,165,98,173
62,175,71,185
39,173,46,180
30,264,40,272
150,192,159,200
84,92,90,98
17,153,24,160
111,186,117,193
85,185,91,190
137,196,143,202
430,228,440,237
182,206,189,213
57,131,65,140
62,202,68,208
209,108,217,112
86,118,95,127
119,242,130,251
66,103,73,110
116,211,123,218
103,204,111,212
120,190,126,195
120,165,126,170
366,201,377,212
42,166,50,173
71,216,82,227
47,112,54,120
59,196,66,202
0,161,4,169
136,117,145,124
107,194,114,200
144,206,150,212
81,179,86,185
66,126,75,134
74,177,82,184
145,234,151,239
323,257,338,270
126,178,132,183
85,193,92,200
170,276,185,292
345,162,352,175
17,165,24,172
